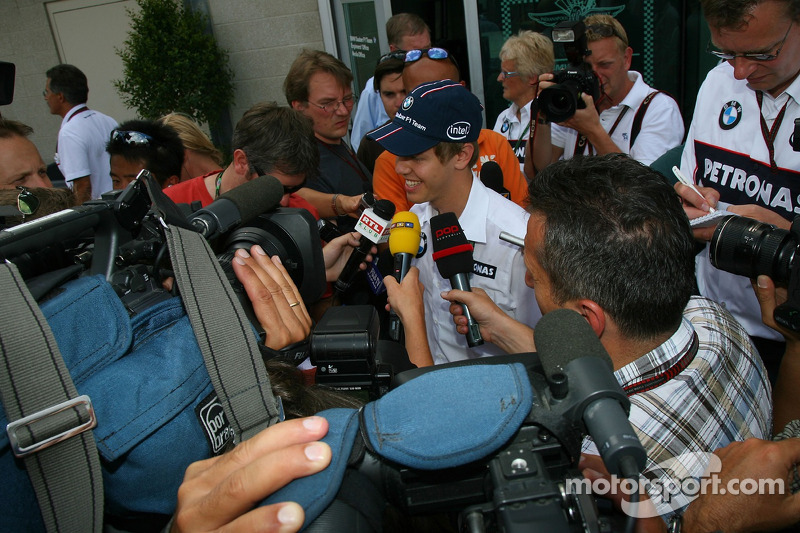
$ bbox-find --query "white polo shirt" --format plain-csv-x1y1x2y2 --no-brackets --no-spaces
56,104,117,199
551,71,684,166
411,176,541,363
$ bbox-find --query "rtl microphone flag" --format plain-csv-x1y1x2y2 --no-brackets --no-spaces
332,199,395,296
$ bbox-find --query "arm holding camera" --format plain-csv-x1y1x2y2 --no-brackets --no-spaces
752,274,800,433
171,416,331,533
232,245,312,350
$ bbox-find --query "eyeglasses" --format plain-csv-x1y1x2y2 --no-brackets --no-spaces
500,70,521,80
16,186,40,218
404,48,450,63
111,130,153,145
306,95,355,114
586,23,629,47
252,165,307,195
706,21,793,61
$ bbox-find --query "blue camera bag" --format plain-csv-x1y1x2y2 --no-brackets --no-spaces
0,224,281,533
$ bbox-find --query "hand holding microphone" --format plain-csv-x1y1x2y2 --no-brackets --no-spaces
387,211,421,341
332,199,395,297
430,212,483,347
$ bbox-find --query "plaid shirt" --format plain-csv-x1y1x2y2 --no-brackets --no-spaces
582,296,772,518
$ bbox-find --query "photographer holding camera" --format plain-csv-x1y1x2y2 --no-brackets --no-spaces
677,0,800,381
527,15,684,178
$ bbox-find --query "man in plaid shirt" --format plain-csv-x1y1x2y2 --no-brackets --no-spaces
432,153,772,523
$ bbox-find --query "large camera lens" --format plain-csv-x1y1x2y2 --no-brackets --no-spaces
539,81,580,123
710,215,798,283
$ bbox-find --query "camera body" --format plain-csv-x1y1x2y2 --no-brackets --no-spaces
710,214,800,331
539,21,601,123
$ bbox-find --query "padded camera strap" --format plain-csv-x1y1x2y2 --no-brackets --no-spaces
0,263,104,533
165,225,281,440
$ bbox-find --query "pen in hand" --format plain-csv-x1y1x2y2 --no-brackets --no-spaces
672,166,716,213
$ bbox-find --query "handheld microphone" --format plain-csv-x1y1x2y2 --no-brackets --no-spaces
479,161,509,199
430,212,483,347
534,308,646,478
387,211,421,341
333,199,395,296
189,175,284,239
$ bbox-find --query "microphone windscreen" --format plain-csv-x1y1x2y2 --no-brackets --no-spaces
223,174,284,223
389,211,421,255
534,308,614,379
372,198,396,221
430,212,473,279
479,161,505,195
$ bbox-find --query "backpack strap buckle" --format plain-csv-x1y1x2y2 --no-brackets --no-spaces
7,394,97,458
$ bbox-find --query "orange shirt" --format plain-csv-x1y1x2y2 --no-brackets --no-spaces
372,129,529,212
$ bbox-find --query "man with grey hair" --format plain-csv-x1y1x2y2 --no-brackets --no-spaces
528,15,683,176
492,30,554,173
677,0,800,381
44,64,117,203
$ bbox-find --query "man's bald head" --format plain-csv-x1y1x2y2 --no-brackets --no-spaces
402,56,462,93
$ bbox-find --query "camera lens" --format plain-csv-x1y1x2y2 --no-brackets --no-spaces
539,85,579,123
710,215,798,283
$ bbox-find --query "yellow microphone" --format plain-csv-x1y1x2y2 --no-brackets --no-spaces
387,211,421,341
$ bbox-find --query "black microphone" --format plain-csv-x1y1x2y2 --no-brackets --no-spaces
534,308,647,478
387,211,421,341
189,175,284,239
430,212,483,347
479,161,509,199
333,199,395,296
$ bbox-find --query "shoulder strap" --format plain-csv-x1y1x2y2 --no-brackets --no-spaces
165,225,280,440
0,263,104,533
630,90,672,148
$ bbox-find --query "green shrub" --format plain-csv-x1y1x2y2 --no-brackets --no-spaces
115,0,234,128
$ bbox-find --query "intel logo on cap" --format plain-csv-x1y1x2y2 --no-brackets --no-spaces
447,121,471,140
402,96,414,110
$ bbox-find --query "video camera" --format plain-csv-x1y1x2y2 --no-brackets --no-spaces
711,214,800,331
285,310,646,533
538,21,601,123
0,170,325,316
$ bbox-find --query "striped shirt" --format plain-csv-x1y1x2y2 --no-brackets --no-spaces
582,296,772,519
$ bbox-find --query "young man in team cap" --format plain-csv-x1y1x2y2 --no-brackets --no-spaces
368,80,540,365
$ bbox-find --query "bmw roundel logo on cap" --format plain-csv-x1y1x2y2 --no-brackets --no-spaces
402,96,414,110
447,121,471,140
719,101,742,130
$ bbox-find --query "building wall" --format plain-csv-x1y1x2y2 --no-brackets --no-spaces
0,0,328,164
208,0,326,125
1,1,67,163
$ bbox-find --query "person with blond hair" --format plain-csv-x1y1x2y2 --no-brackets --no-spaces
159,113,223,182
528,14,684,177
493,30,554,174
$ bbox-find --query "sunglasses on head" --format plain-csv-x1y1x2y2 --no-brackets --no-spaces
379,50,407,64
252,165,307,195
111,130,153,145
404,48,451,63
585,23,629,47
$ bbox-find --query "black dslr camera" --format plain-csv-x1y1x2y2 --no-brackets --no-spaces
710,215,800,331
538,21,601,123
